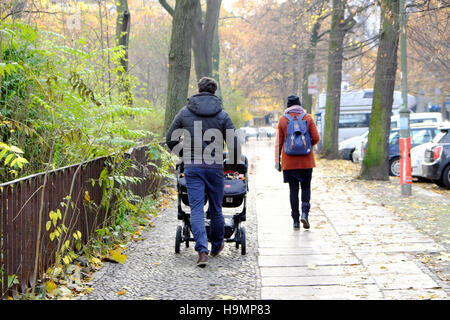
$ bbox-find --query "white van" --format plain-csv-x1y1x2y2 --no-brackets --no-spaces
390,112,443,128
316,90,416,143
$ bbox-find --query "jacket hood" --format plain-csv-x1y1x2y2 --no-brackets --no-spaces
285,105,306,115
187,92,223,117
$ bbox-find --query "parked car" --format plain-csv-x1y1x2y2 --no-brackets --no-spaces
359,123,441,176
411,142,433,179
422,124,450,188
339,113,443,162
339,130,368,161
390,112,443,129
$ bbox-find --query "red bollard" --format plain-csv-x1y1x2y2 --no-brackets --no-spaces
399,137,412,185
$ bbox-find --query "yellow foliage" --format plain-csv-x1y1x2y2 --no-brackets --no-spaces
109,248,127,264
46,281,57,294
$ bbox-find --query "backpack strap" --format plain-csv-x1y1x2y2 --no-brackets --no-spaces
284,114,294,122
284,112,306,121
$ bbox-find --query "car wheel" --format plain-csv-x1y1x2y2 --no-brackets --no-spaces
442,165,450,188
389,157,400,176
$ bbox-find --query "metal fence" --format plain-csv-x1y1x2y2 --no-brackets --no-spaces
0,145,162,298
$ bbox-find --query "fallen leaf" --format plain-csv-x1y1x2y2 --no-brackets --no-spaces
117,289,127,296
104,248,127,264
46,281,57,294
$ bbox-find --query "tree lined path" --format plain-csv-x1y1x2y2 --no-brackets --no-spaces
81,140,449,300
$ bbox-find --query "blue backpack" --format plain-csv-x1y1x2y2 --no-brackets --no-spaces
283,113,312,156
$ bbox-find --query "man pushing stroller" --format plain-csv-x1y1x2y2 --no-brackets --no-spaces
166,77,241,267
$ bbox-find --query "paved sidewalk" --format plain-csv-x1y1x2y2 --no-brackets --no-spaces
82,139,448,300
248,140,448,300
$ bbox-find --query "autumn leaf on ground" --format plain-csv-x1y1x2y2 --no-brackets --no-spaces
46,281,57,294
218,294,234,300
103,248,127,264
117,289,127,296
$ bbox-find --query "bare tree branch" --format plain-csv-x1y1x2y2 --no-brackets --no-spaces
159,0,174,16
1,9,60,21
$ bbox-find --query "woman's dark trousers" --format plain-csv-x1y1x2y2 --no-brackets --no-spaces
284,169,312,223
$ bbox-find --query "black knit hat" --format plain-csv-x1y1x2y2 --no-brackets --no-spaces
286,95,301,108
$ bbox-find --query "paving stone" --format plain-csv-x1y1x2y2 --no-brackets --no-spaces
382,288,448,300
261,275,375,287
259,265,368,277
261,284,383,300
258,254,360,267
372,273,440,290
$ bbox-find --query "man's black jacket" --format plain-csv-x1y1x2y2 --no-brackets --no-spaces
165,92,239,167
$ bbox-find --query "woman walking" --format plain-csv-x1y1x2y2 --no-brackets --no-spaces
275,95,321,229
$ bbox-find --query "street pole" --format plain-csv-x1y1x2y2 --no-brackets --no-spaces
399,0,411,196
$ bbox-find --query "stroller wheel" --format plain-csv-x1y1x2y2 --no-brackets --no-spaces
183,225,190,248
175,225,182,253
235,228,240,249
240,227,246,255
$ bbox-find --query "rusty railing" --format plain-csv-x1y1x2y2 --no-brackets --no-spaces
0,145,162,298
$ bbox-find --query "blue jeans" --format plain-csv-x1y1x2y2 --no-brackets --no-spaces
184,167,224,254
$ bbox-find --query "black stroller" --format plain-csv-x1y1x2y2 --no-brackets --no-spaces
175,154,248,255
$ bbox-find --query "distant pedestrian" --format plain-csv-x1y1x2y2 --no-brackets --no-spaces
275,95,320,229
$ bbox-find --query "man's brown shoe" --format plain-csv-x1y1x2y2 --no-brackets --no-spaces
197,252,208,267
211,242,225,257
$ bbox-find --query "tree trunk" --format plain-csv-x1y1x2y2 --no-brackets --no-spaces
115,0,132,107
301,20,321,114
360,0,400,180
163,0,197,134
292,47,300,96
191,0,221,80
321,0,346,159
212,19,222,97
